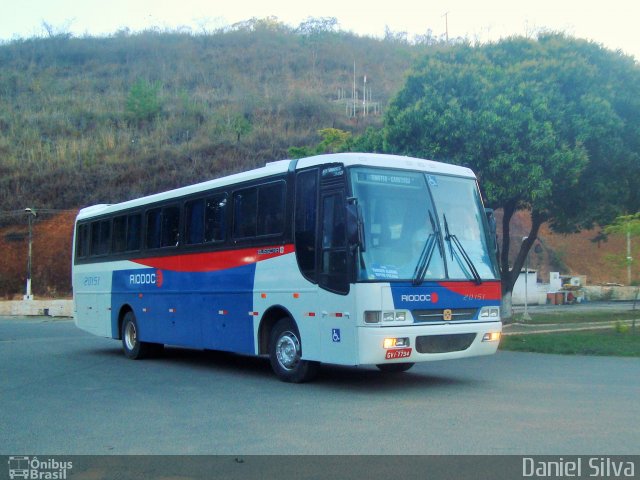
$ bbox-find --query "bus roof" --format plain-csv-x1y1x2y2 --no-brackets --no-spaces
76,153,475,220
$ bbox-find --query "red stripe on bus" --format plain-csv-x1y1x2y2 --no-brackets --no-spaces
131,244,295,272
437,281,501,300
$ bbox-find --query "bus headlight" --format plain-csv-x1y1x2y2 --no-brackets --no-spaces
383,337,410,348
365,311,407,324
482,332,501,342
479,306,500,320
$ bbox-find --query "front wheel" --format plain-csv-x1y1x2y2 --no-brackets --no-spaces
269,317,319,383
121,311,163,359
376,363,415,373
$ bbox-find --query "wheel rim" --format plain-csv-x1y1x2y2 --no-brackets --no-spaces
124,320,137,351
275,330,300,371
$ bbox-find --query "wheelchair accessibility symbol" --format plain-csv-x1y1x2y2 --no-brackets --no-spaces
332,329,341,342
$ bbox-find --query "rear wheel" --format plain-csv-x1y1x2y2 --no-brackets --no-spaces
376,363,415,373
121,311,163,359
269,317,319,383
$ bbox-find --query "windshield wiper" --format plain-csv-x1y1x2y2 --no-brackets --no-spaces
412,211,439,286
443,214,483,285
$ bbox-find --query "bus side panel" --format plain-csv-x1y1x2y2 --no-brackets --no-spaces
199,264,257,354
253,252,321,359
111,264,257,353
73,264,114,338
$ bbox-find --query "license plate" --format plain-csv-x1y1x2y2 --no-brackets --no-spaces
385,348,412,360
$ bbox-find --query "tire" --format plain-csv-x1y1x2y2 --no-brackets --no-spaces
376,363,415,373
269,317,319,383
121,311,163,359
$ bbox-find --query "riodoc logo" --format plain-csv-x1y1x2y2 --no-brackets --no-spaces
8,456,73,479
129,269,164,288
400,293,439,303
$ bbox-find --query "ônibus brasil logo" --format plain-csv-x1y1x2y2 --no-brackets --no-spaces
129,269,163,288
8,456,73,480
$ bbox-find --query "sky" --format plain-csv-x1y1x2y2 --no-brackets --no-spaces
1,0,639,61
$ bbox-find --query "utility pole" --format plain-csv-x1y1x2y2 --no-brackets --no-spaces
627,229,632,286
24,207,37,301
522,236,531,321
363,75,367,117
443,12,449,42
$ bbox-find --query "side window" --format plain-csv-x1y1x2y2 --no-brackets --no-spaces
185,198,205,244
76,224,89,258
146,206,180,249
112,216,127,253
146,208,162,249
233,188,258,239
322,194,346,249
161,206,180,247
233,182,285,240
205,194,227,243
258,183,285,236
186,194,228,245
90,219,111,256
319,191,349,295
126,214,142,251
295,170,318,281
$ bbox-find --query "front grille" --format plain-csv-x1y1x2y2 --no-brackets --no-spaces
412,308,477,323
415,333,477,353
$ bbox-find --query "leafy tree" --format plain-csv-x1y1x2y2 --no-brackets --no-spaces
288,128,351,158
383,34,640,316
231,115,252,143
125,79,163,126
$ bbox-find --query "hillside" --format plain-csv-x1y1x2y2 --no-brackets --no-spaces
0,22,435,213
1,25,637,297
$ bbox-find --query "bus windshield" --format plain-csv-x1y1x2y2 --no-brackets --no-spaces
349,167,499,282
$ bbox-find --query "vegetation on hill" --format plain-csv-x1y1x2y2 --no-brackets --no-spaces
1,23,639,298
0,19,435,213
0,19,441,296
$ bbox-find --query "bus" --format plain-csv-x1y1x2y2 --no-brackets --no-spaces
72,153,502,382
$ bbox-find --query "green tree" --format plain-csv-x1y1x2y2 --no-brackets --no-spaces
231,115,252,143
125,79,163,126
288,128,351,158
383,35,640,316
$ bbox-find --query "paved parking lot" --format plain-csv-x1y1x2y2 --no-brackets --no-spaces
1,316,639,455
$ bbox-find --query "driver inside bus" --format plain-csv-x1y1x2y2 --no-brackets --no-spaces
397,215,444,280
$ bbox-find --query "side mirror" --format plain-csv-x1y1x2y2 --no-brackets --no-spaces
485,208,498,253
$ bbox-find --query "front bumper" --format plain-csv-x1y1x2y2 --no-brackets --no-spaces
356,321,502,365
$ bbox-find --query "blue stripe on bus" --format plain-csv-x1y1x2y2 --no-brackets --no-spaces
111,264,257,353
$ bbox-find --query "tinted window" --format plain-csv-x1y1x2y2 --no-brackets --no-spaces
258,183,285,236
233,188,258,238
233,182,285,240
186,194,227,245
161,206,180,247
76,224,89,258
205,194,227,242
112,216,127,253
322,194,346,249
126,214,142,251
146,208,162,249
319,191,348,294
295,170,318,280
90,220,111,256
185,199,205,244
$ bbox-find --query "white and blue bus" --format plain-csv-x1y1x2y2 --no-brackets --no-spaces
73,153,502,382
